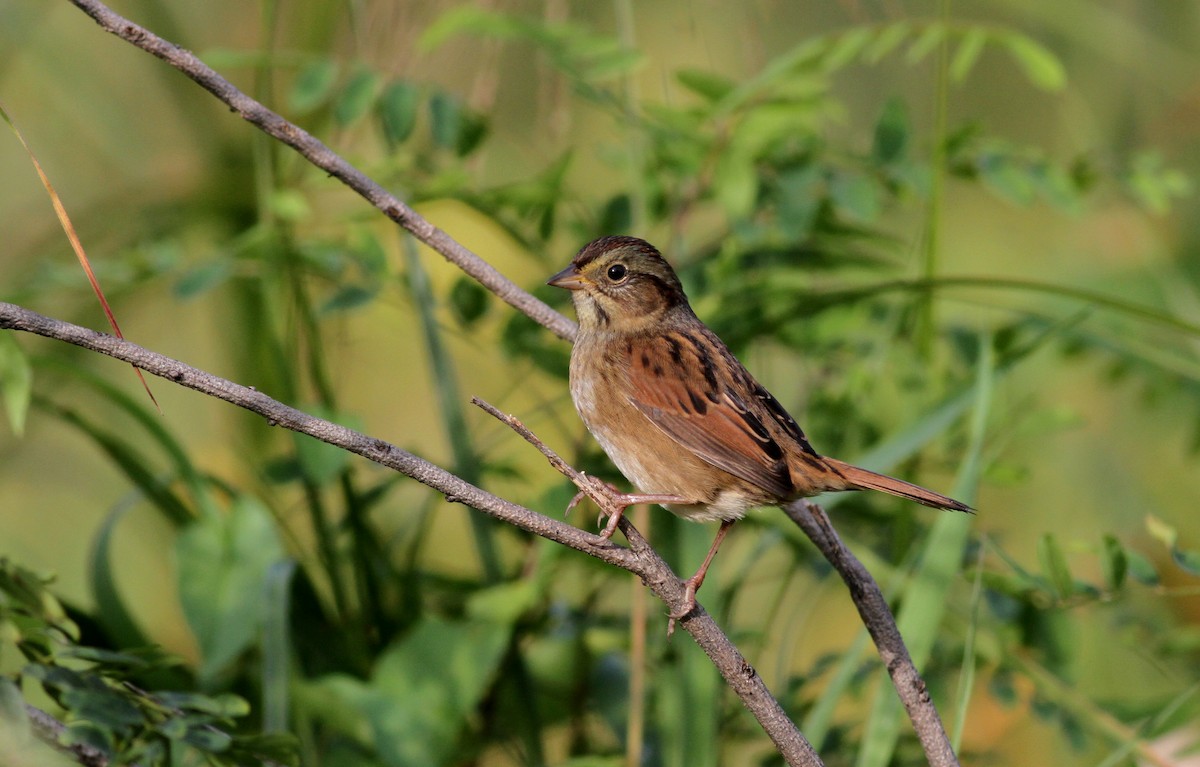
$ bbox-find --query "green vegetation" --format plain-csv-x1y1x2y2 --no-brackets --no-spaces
1,3,1198,766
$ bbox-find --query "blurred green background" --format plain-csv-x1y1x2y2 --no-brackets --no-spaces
2,2,1199,766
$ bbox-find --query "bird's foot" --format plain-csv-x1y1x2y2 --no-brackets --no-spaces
666,577,701,638
565,475,684,540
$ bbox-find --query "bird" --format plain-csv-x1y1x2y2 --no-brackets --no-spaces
548,235,970,627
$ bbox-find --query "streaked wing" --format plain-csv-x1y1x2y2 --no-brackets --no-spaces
624,329,794,498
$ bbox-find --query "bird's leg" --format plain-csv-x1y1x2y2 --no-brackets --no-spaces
667,519,736,636
565,474,684,539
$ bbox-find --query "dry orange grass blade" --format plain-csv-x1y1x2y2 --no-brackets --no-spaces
0,100,160,413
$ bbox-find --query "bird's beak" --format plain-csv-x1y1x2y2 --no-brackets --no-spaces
547,264,588,291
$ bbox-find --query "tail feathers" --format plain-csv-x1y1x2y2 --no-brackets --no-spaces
824,458,972,513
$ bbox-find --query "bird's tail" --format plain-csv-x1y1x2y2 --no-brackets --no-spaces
824,458,972,512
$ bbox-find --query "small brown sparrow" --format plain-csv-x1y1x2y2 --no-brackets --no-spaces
549,236,969,624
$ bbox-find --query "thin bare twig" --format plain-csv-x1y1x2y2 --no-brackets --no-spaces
782,500,960,767
64,0,577,344
0,301,822,767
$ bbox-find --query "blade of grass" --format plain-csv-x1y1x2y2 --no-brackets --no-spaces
38,357,218,517
950,542,985,750
856,332,992,767
36,397,193,525
399,234,501,582
88,502,153,649
262,559,296,733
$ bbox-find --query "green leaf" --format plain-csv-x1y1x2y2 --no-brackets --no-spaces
1173,548,1200,576
88,507,152,650
864,21,912,63
820,26,873,72
176,496,286,684
0,332,31,437
676,69,736,102
950,27,987,82
713,150,757,219
1038,534,1074,600
429,91,462,149
268,189,311,222
289,59,339,114
829,169,881,222
449,277,490,327
334,67,381,127
905,21,947,64
1125,549,1159,586
320,284,378,314
1146,514,1179,549
997,32,1066,91
173,260,233,299
379,80,421,146
872,98,908,164
365,618,511,767
1099,535,1127,592
979,151,1037,205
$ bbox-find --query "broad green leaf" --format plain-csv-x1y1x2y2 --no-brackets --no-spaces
334,68,381,127
289,59,339,114
0,333,31,437
449,277,490,327
365,618,511,767
465,580,539,624
176,496,286,685
379,80,420,145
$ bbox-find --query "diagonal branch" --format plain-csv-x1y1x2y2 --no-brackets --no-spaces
0,300,822,767
65,0,577,344
782,500,960,767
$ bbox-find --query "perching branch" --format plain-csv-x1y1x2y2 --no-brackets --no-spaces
782,501,960,767
0,301,822,767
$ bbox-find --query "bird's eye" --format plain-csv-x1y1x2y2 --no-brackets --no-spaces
606,263,628,282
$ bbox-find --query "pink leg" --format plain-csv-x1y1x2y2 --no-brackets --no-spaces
566,478,685,540
668,519,736,636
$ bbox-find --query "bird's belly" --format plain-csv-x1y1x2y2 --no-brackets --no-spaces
571,359,759,522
